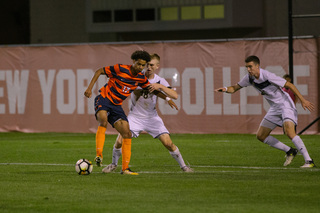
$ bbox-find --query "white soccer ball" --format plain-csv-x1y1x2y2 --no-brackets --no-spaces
75,159,93,175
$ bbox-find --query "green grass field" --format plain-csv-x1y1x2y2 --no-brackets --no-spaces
0,132,319,213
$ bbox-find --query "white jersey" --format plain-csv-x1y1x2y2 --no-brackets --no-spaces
238,68,296,110
128,74,170,138
129,74,170,118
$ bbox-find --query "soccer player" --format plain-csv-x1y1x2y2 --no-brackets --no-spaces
215,55,315,168
102,53,193,173
84,50,152,175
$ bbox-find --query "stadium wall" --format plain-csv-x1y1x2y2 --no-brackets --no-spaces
0,38,318,134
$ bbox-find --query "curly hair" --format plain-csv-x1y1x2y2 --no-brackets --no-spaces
131,50,151,62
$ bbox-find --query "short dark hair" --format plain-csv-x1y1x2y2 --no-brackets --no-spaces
131,50,151,62
245,55,260,65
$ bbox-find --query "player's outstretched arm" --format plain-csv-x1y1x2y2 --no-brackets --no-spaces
148,83,178,99
284,82,315,112
84,68,105,98
214,84,241,94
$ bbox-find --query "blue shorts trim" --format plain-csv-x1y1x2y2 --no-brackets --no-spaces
94,95,128,127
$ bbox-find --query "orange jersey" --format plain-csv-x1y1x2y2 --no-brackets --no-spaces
99,64,150,105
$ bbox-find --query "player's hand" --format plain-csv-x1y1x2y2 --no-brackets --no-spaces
301,100,315,112
214,87,226,92
84,89,92,98
168,99,178,110
148,83,162,93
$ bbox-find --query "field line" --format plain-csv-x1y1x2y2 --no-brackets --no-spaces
0,162,74,166
1,162,319,172
193,165,299,170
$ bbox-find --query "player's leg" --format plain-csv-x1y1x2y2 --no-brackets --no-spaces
103,114,142,173
145,115,193,172
93,95,110,167
257,121,291,152
113,134,123,165
257,119,297,166
103,103,137,175
158,134,193,172
283,120,315,168
102,134,122,173
114,119,138,175
94,110,108,167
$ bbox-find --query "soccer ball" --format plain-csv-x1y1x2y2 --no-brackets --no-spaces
75,159,93,175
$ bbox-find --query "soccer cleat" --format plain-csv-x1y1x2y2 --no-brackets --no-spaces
121,168,139,175
182,166,194,173
94,156,103,167
300,160,316,168
283,147,298,166
102,164,117,173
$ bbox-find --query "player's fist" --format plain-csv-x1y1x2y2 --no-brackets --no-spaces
84,89,92,98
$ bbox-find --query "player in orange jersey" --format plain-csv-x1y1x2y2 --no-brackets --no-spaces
84,50,151,175
102,53,193,173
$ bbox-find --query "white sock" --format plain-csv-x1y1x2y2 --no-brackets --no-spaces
292,135,312,162
112,146,122,166
169,146,187,168
263,136,291,152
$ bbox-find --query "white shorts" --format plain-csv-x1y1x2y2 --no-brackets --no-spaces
260,106,297,130
128,114,169,138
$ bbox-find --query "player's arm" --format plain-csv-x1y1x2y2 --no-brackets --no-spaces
293,94,298,104
284,82,314,111
144,83,178,109
84,68,105,98
215,84,242,94
133,89,143,101
153,91,178,110
148,83,178,99
139,86,178,110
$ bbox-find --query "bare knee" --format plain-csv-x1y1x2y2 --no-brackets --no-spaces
114,120,132,139
96,111,108,127
284,131,296,140
256,133,266,142
283,121,296,140
159,134,176,152
256,126,272,142
121,132,132,139
164,143,176,151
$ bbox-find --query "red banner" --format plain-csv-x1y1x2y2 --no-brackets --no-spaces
0,38,318,134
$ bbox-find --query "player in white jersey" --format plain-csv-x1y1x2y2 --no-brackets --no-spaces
102,53,193,173
215,55,315,168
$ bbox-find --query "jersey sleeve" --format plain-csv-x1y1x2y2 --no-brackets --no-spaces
266,71,286,87
139,77,150,89
103,66,113,78
237,74,251,88
159,78,170,87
